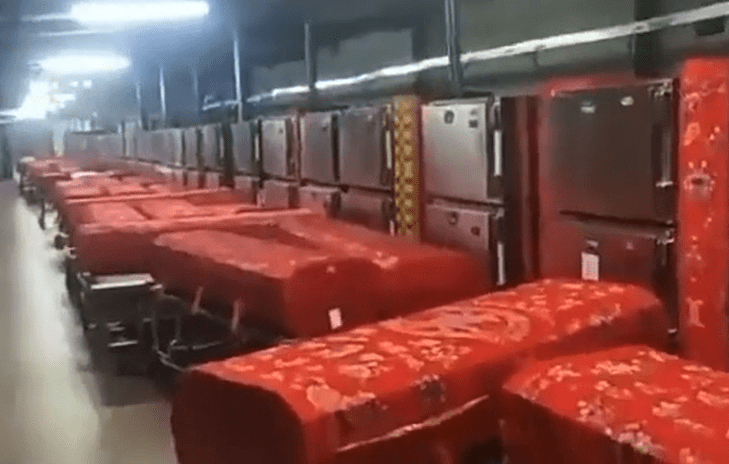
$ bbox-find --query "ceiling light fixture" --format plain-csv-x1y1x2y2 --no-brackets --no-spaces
37,54,131,75
69,1,209,26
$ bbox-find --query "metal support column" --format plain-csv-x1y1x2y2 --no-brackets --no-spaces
135,79,144,129
159,65,167,128
304,23,317,96
233,33,244,123
191,66,200,122
444,0,463,95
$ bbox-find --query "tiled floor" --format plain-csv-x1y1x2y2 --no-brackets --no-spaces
0,181,177,463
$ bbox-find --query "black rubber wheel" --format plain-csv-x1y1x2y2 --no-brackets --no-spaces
53,234,66,250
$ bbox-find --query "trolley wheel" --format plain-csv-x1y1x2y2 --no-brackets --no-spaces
53,234,66,250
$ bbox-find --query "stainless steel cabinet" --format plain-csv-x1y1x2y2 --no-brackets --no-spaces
338,106,391,189
261,116,296,178
337,189,394,232
540,218,677,326
301,112,337,184
298,185,340,217
99,134,123,159
422,98,503,203
231,122,255,175
169,130,183,166
183,127,199,168
205,172,221,189
424,202,504,284
549,80,676,223
200,124,221,169
149,131,167,164
261,180,295,208
234,175,258,204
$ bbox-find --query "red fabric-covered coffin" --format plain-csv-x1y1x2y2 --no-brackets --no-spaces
172,279,669,464
275,214,489,314
73,209,316,275
501,345,729,464
151,214,490,337
63,190,250,228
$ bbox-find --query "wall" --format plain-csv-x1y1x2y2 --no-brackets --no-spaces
250,60,307,95
456,0,635,89
6,121,55,161
658,0,729,60
317,29,415,80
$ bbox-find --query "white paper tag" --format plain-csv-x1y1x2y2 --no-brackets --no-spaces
328,308,343,330
581,252,600,281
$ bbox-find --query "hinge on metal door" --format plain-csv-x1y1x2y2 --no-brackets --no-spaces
655,231,675,267
489,98,503,177
651,81,673,99
493,210,507,286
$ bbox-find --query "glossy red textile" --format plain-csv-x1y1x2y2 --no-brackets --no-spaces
171,279,669,464
73,209,316,275
501,345,729,464
133,199,218,219
63,189,253,227
34,171,74,194
145,183,175,194
151,214,490,337
272,214,488,315
75,203,148,225
102,183,152,197
677,58,729,370
131,199,257,220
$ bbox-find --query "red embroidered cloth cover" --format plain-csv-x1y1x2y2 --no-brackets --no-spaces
501,344,729,464
75,202,148,226
132,199,258,220
102,182,152,197
171,280,669,464
63,189,253,226
677,58,729,370
73,209,317,275
133,199,215,219
150,215,490,337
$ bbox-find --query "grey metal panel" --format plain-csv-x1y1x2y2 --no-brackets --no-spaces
550,80,675,222
136,131,154,161
424,202,498,277
234,175,258,204
109,135,124,158
149,131,166,163
337,189,394,232
200,124,222,169
301,112,337,183
261,116,295,178
338,106,389,189
97,134,123,158
261,180,295,208
186,169,205,189
169,130,184,166
298,185,340,217
422,99,502,203
205,172,221,189
231,122,254,174
183,127,199,168
541,218,677,327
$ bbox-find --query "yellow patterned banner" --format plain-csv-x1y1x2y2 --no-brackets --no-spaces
393,95,422,240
